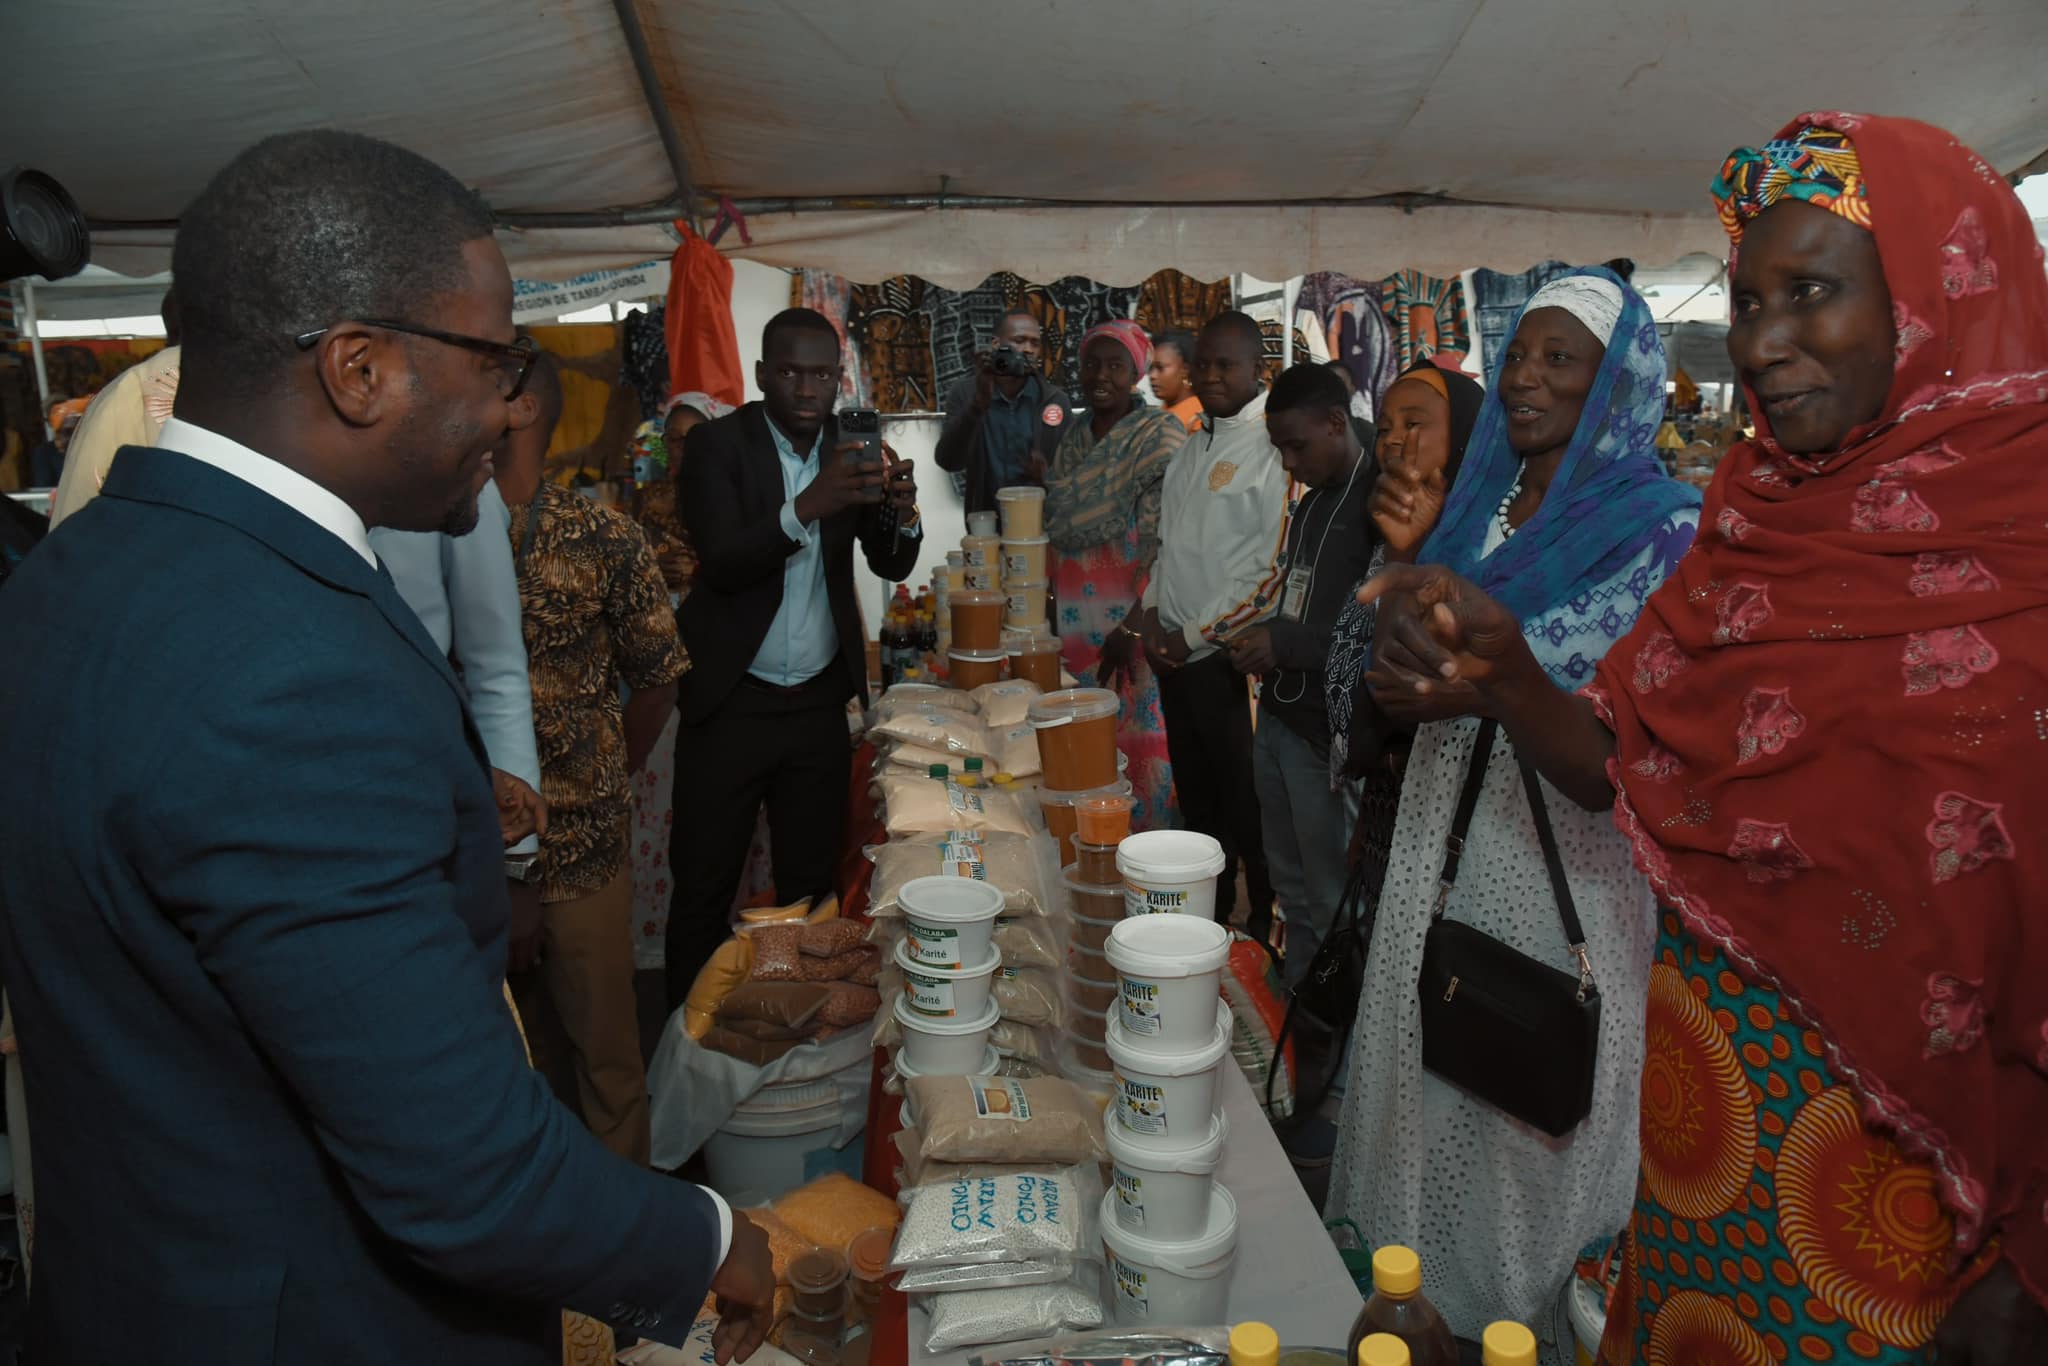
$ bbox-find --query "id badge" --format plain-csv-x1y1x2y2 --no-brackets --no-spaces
1281,566,1312,622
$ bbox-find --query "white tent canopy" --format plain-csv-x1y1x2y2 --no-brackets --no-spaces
4,1,2046,286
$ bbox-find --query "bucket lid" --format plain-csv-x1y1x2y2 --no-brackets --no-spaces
1039,778,1133,810
733,1073,842,1114
995,485,1045,502
961,533,1001,547
1004,579,1049,592
1105,999,1233,1076
999,535,1050,548
892,992,1001,1036
1106,1106,1228,1174
1116,829,1227,883
1105,914,1231,979
947,646,1009,662
847,1227,894,1280
1028,686,1120,729
1098,1185,1240,1276
898,874,1007,926
892,937,1001,980
893,1043,1002,1080
948,589,1007,608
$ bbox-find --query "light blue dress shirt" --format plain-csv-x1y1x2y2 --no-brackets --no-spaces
369,479,543,797
749,419,841,686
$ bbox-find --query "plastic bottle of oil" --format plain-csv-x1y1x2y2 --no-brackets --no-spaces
1356,1336,1411,1366
1480,1322,1537,1366
1345,1246,1456,1366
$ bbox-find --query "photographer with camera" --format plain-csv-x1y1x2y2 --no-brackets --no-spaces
934,308,1075,515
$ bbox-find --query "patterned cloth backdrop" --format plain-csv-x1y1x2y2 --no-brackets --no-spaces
1469,261,1574,384
1135,270,1234,337
1377,268,1472,368
1297,273,1400,413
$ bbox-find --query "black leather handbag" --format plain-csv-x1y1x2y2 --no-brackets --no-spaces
1417,719,1602,1138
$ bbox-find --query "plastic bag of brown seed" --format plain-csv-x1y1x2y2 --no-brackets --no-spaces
902,1075,1108,1167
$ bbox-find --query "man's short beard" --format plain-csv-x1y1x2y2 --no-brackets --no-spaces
440,494,482,537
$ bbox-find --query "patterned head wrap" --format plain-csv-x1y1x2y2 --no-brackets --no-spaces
1080,319,1152,378
1711,124,1871,244
1524,276,1625,347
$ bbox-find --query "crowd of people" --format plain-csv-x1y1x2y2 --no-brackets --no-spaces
0,105,2041,1366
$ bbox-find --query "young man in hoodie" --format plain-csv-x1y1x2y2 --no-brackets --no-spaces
1226,363,1378,986
1136,311,1286,938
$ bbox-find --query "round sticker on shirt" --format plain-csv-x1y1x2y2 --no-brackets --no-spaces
1042,404,1065,427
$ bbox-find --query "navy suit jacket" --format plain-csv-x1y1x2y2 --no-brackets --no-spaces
0,449,720,1363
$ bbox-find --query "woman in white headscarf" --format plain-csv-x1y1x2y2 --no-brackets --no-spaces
1328,270,1701,1355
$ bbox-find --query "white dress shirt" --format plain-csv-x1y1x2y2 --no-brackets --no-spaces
157,418,376,565
1142,389,1292,662
750,417,840,686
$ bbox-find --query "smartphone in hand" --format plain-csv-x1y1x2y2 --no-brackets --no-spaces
840,407,896,534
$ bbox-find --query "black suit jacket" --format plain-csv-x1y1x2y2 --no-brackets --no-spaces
677,403,922,723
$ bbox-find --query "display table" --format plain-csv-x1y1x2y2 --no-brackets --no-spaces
901,1063,1363,1366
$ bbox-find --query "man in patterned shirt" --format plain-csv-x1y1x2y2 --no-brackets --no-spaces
496,350,685,1164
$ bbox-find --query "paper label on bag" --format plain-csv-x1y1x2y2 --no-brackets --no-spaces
1115,1069,1168,1135
938,839,987,879
1110,1251,1150,1316
1125,880,1189,916
968,1076,1032,1121
904,967,959,1016
1114,1170,1146,1226
1119,976,1163,1035
906,922,962,965
946,785,986,815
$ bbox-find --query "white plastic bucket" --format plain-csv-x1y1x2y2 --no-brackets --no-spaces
894,939,1000,1019
1099,1185,1240,1325
1106,1110,1228,1241
898,875,1007,968
895,994,1000,1074
1106,915,1231,1049
1117,830,1226,920
967,510,1000,538
1003,580,1049,630
1105,1001,1232,1150
1000,537,1050,582
894,1043,1000,1086
702,1074,863,1206
996,485,1046,538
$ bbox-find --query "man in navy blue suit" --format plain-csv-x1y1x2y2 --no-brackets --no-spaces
0,131,771,1364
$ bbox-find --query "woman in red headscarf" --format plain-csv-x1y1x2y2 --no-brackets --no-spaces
1364,114,2048,1362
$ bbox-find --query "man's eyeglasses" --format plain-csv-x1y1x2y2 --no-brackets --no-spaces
294,320,539,401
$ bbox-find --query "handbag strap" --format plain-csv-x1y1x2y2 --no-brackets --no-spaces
1517,760,1598,1003
1434,718,1499,907
1431,718,1598,1001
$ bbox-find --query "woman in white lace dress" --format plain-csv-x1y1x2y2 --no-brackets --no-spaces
1328,272,1700,1352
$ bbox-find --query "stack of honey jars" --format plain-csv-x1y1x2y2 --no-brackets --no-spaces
1060,791,1135,1083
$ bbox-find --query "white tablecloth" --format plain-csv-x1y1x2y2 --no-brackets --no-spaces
910,1064,1364,1365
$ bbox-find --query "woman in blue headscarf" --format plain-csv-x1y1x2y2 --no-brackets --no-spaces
1328,268,1700,1350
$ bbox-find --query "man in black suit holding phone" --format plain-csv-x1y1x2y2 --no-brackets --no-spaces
666,309,921,1005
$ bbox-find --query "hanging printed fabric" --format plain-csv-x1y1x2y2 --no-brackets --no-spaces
1377,268,1471,368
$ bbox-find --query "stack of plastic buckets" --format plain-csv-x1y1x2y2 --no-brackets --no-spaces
1096,830,1237,1324
1028,687,1130,867
1061,792,1135,1083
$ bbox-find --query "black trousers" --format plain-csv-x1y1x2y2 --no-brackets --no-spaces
664,673,854,1009
1156,650,1274,932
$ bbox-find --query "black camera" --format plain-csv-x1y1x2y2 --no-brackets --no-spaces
1,167,91,285
988,344,1037,378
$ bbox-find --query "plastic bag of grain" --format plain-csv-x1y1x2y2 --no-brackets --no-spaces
773,1172,901,1253
865,833,1050,917
871,708,995,758
872,683,979,723
880,771,1037,838
920,1272,1104,1351
970,679,1043,728
992,721,1042,779
890,1166,1101,1269
901,1075,1108,1167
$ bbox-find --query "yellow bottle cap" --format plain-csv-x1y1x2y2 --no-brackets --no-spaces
1356,1334,1411,1366
1371,1244,1423,1297
1228,1322,1279,1366
1480,1321,1537,1366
